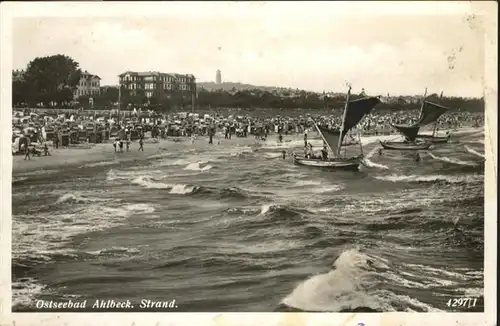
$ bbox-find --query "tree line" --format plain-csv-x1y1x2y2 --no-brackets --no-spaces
12,54,484,113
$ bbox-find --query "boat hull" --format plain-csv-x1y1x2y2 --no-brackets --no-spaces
379,140,431,150
416,135,450,143
293,155,361,171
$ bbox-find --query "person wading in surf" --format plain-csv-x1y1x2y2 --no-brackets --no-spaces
24,144,31,160
43,143,51,156
321,146,328,160
138,138,144,151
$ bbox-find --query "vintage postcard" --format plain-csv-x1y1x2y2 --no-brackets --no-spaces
0,1,497,326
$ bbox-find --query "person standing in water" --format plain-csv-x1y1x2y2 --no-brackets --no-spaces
282,150,286,160
43,143,51,156
278,133,283,143
138,138,144,151
54,132,59,149
321,146,328,160
126,140,130,152
24,144,31,160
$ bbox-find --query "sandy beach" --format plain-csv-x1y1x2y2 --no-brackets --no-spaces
12,139,164,174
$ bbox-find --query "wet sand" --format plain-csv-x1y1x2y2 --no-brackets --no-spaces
11,136,258,174
12,133,406,175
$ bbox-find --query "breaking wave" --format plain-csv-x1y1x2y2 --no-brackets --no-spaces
55,193,104,205
278,248,459,312
427,152,480,167
131,176,199,194
132,176,172,189
184,161,213,172
361,145,389,170
279,248,393,312
464,145,485,159
375,173,482,184
80,160,116,168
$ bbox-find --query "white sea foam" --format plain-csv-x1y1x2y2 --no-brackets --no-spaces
169,184,198,194
464,145,485,159
392,294,444,312
80,160,116,168
12,176,28,183
157,158,190,167
55,192,107,205
362,158,389,170
294,180,322,186
12,278,48,308
124,203,156,214
427,152,479,166
375,173,482,184
132,176,171,189
86,246,141,256
259,204,273,215
312,185,344,193
264,152,284,159
107,168,165,182
360,145,389,170
12,204,133,266
184,161,212,172
281,248,392,312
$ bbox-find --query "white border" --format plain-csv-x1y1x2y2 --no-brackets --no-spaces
0,2,497,326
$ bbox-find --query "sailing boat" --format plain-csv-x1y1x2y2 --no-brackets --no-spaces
380,89,451,150
415,94,452,143
293,86,381,171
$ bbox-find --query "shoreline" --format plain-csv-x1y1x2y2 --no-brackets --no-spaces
12,127,482,176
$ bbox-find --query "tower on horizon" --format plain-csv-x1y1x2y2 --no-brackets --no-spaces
216,69,222,85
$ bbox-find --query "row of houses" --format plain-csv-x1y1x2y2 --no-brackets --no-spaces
74,70,196,100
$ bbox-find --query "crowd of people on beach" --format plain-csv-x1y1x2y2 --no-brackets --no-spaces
12,107,484,161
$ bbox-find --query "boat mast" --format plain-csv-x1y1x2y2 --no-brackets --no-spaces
418,87,427,123
432,91,443,137
337,84,351,158
357,127,364,156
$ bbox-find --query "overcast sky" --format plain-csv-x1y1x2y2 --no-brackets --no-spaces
10,2,486,97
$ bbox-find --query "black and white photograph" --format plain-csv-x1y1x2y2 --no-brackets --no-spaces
1,1,497,325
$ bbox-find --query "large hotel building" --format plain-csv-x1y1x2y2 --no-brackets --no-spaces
118,71,196,98
74,70,101,99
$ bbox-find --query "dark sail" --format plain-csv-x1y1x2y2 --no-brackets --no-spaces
316,125,341,155
390,123,420,141
415,101,451,127
341,96,381,142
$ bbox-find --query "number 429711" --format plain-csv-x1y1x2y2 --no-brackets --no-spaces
446,298,478,308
